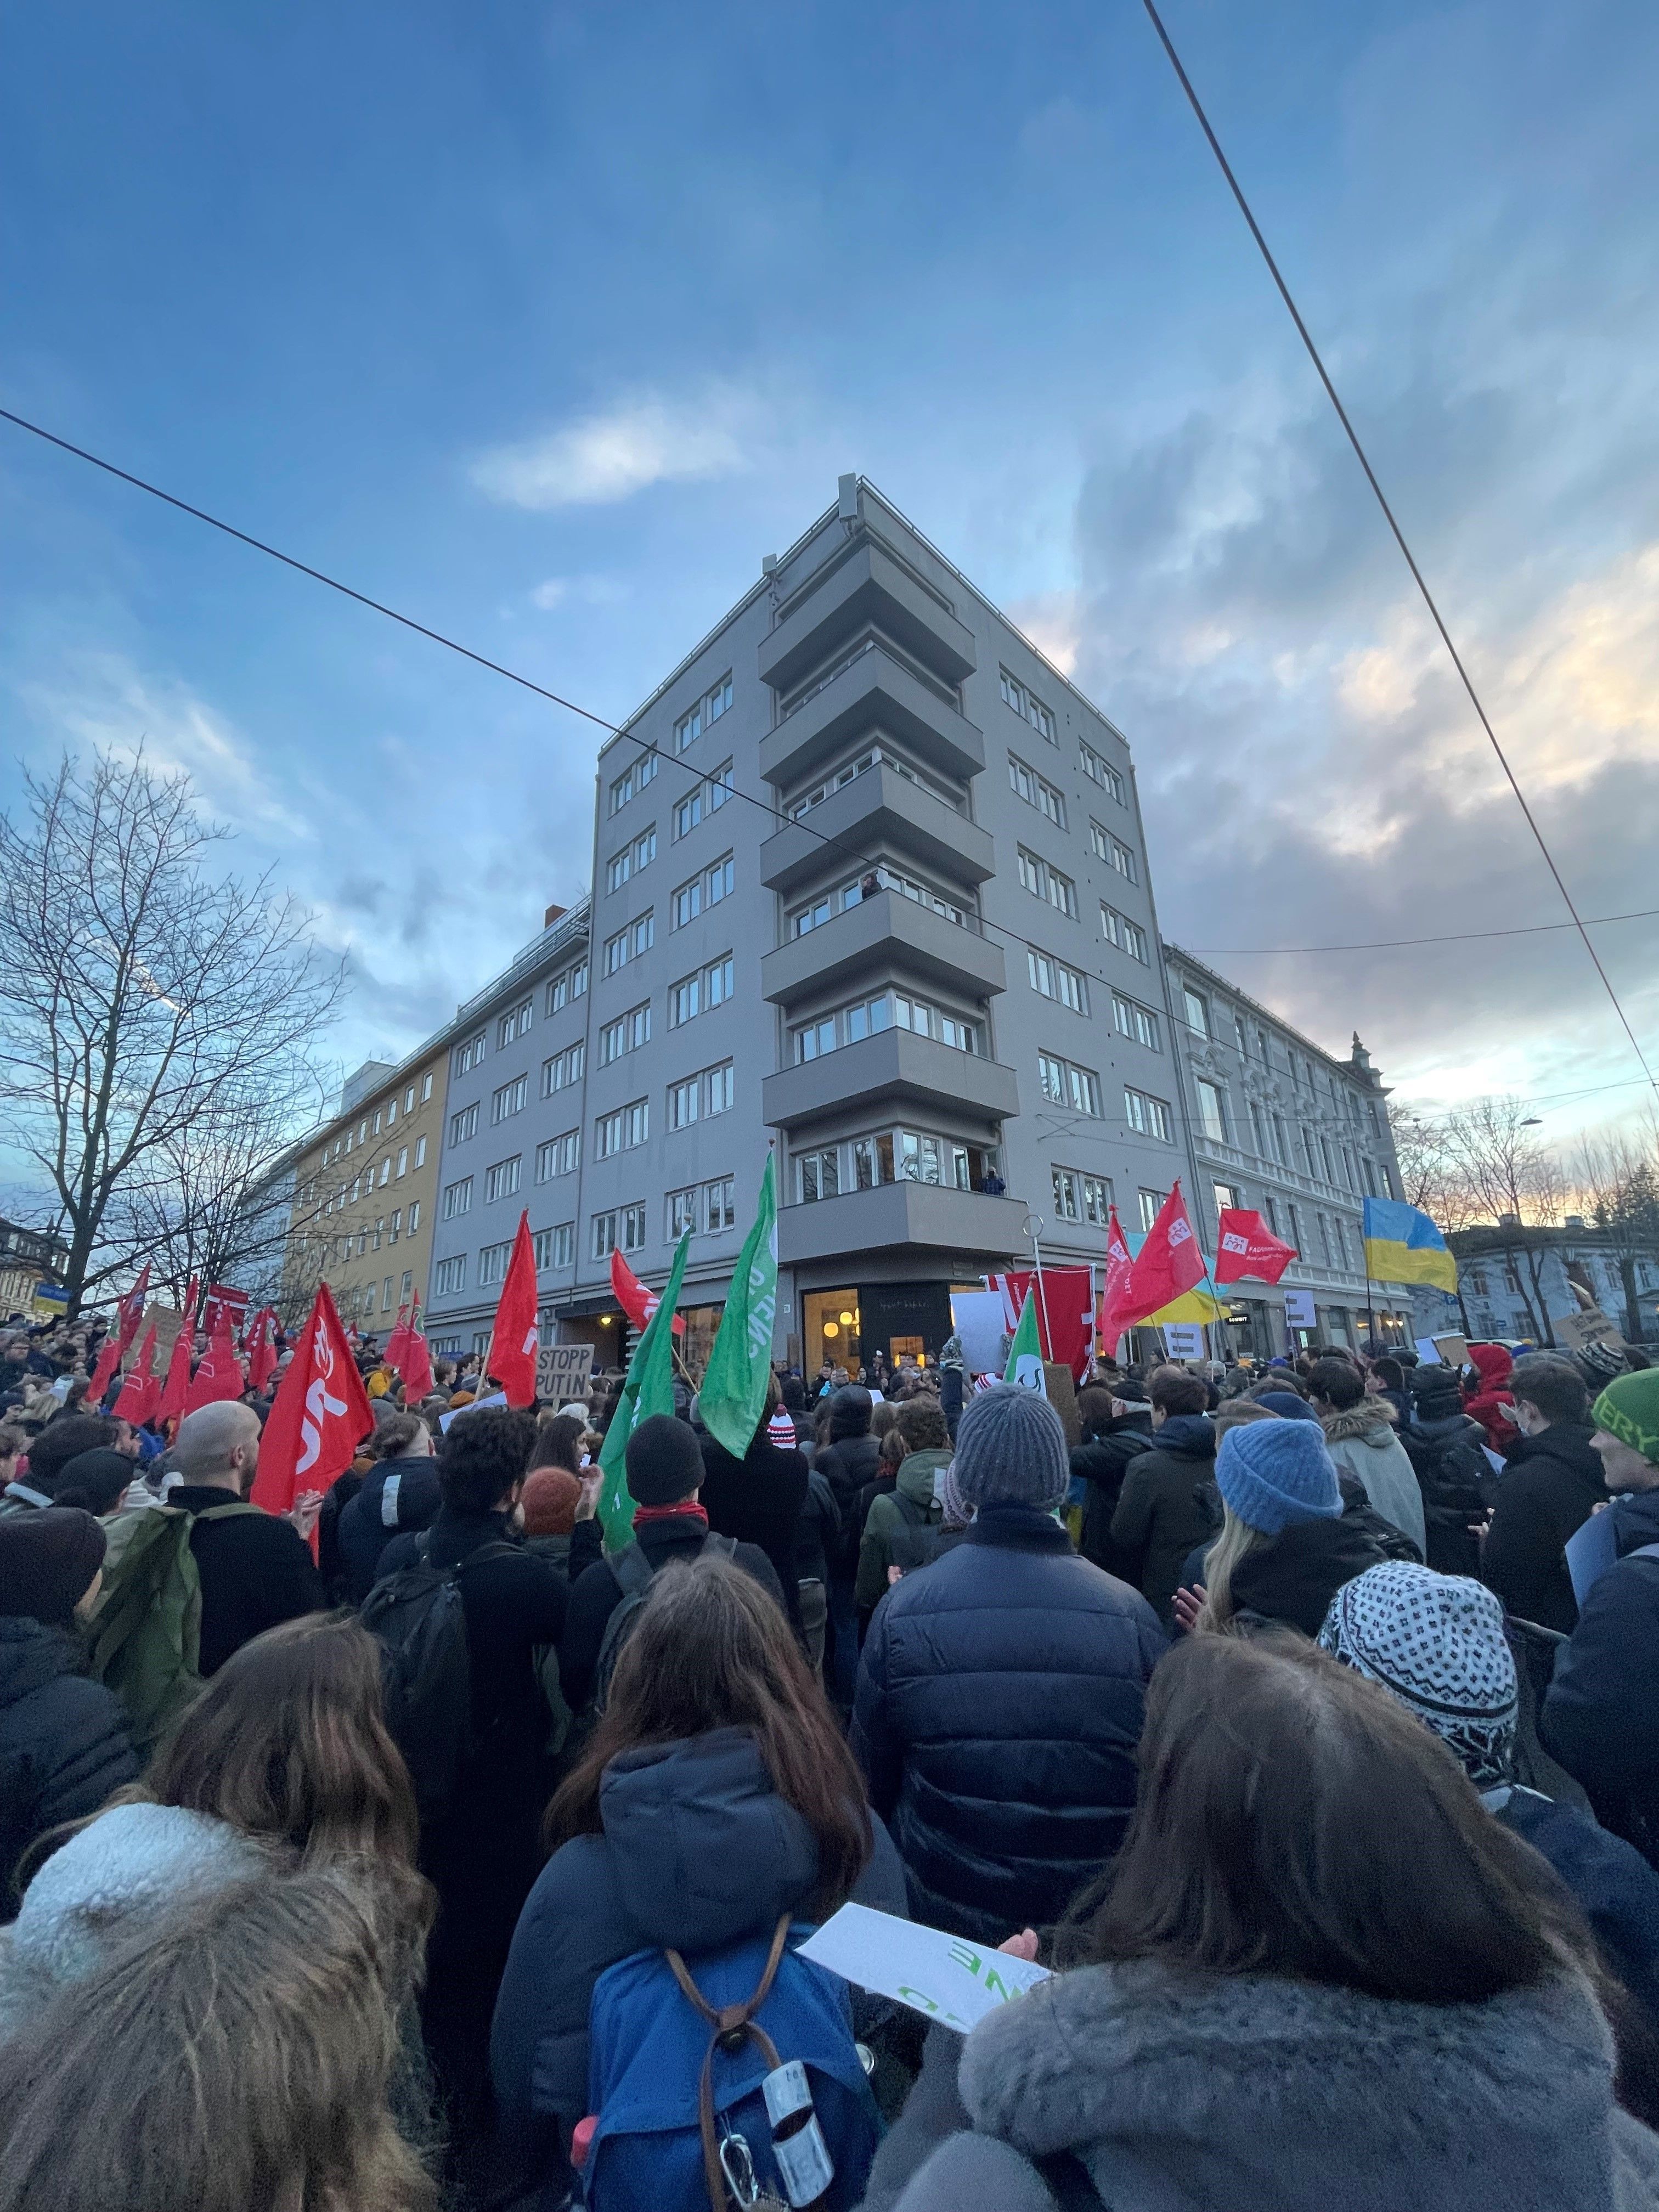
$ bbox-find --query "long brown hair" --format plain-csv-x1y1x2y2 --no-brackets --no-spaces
0,1865,437,2212
546,1553,872,1906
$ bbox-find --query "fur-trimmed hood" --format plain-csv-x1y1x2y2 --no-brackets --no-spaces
1322,1396,1398,1447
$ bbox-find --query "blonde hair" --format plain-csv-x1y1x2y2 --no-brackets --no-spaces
1193,1505,1272,1634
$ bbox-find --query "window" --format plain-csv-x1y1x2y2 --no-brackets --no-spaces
1101,903,1149,963
1000,665,1057,742
599,1001,651,1064
1138,1189,1167,1232
478,1240,512,1288
705,1177,736,1232
669,973,701,1026
623,1098,649,1148
545,959,589,1014
676,673,732,752
492,1074,527,1124
668,1074,699,1130
401,1269,413,1301
1039,1052,1067,1103
705,953,733,1007
1052,1166,1080,1221
1028,949,1088,1014
542,1041,585,1095
1113,994,1160,1050
404,1086,415,1114
379,1157,392,1187
1125,1086,1174,1142
1078,738,1126,803
591,1210,618,1259
1040,1053,1102,1114
537,1130,580,1180
595,1109,623,1160
449,1103,478,1146
443,1177,472,1220
1016,845,1077,918
498,998,533,1047
435,1254,466,1296
1195,1079,1228,1143
853,1132,896,1188
706,852,734,907
618,1201,646,1252
607,745,658,812
455,1030,486,1076
797,1148,840,1203
1264,1193,1282,1238
386,1099,397,1128
672,872,702,929
893,992,979,1052
1008,753,1066,827
607,846,632,894
373,1110,382,1135
1081,1173,1112,1226
534,1222,574,1271
1234,1014,1249,1055
668,1186,699,1238
673,760,733,839
789,878,863,936
407,1200,420,1234
1214,1181,1240,1215
1182,988,1210,1037
1272,1113,1290,1166
704,1060,734,1115
1089,823,1139,882
602,911,654,975
396,1145,408,1178
484,1156,521,1204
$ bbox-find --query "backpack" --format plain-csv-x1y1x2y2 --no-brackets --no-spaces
582,1915,881,2210
592,1534,737,1714
87,1502,261,1751
887,1488,953,1575
359,1532,518,1820
1404,1427,1489,1577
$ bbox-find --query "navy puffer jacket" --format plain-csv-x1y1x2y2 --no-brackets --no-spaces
851,1506,1165,1942
0,1617,137,1916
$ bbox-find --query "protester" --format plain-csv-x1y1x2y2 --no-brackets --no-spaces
0,1414,117,1516
336,1410,440,1603
1482,1353,1606,1632
1466,1342,1522,1455
1309,1353,1427,1555
861,1633,1659,2212
1401,1363,1492,1576
1368,1353,1412,1425
0,1510,136,1916
697,1370,810,1630
853,1386,1164,1941
1107,1368,1218,1626
780,1369,815,1447
794,1458,841,1680
492,1551,906,2194
856,1399,955,1621
1070,1382,1151,1581
814,1385,881,1700
520,1463,581,1572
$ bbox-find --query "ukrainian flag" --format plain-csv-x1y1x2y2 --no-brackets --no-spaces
1362,1197,1458,1293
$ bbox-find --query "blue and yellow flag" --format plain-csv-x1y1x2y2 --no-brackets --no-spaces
1362,1197,1458,1293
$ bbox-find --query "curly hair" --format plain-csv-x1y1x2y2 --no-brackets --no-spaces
436,1406,537,1513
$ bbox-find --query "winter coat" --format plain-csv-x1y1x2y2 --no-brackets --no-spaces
794,1468,840,1587
1488,1783,1659,2024
1071,1414,1152,1582
698,1429,809,1631
489,1728,908,2135
861,1957,1659,2212
851,1506,1165,1943
815,1431,881,1571
1543,1488,1659,1867
1483,1420,1607,1633
1107,1413,1220,1625
0,1802,264,2030
166,1482,326,1675
1229,1513,1393,1637
1401,1408,1492,1577
336,1458,442,1603
857,1450,954,1612
1321,1398,1427,1555
0,1618,137,1917
1466,1343,1521,1456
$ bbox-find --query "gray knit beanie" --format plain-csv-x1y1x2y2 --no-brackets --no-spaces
949,1385,1069,1511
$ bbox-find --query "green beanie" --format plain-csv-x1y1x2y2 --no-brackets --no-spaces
1592,1370,1659,1469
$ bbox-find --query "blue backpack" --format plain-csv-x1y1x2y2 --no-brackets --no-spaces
583,1915,881,2209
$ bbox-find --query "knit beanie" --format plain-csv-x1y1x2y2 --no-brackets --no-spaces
625,1413,705,1506
521,1465,580,1538
1319,1561,1518,1787
1411,1364,1464,1419
1592,1370,1659,1470
50,1448,136,1514
1254,1391,1321,1424
0,1507,108,1624
766,1408,798,1449
949,1385,1069,1512
1214,1419,1342,1535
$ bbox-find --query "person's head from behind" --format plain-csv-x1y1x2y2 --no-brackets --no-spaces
0,1865,436,2212
530,1409,586,1476
20,1414,117,1496
1508,1353,1590,1439
0,1509,107,1628
1198,1417,1342,1629
437,1405,536,1515
868,1400,898,1446
1076,1384,1116,1442
893,1397,949,1457
45,1448,132,1517
1369,1356,1406,1395
623,1412,703,1508
781,1373,806,1415
1307,1356,1365,1414
549,1553,870,1907
1411,1362,1465,1423
368,1409,430,1462
1588,1370,1659,1493
1056,1632,1586,2005
1148,1368,1208,1426
173,1401,261,1496
1319,1562,1517,1787
827,1384,873,1441
1211,1398,1278,1441
949,1385,1069,1515
521,1465,581,1539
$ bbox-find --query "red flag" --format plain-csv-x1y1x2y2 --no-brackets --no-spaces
1214,1207,1297,1286
156,1279,199,1431
112,1323,159,1426
486,1212,541,1408
184,1301,246,1413
245,1306,279,1394
201,1282,250,1341
383,1301,413,1367
1118,1183,1206,1331
88,1265,151,1404
1099,1206,1137,1356
400,1296,435,1402
252,1282,373,1519
988,1267,1095,1381
610,1246,686,1336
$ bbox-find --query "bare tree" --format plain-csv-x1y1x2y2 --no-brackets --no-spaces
0,749,345,1316
1387,1105,1480,1231
1572,1125,1659,1342
1441,1096,1566,1343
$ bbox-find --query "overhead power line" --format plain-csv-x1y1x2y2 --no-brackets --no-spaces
1137,0,1659,1107
1189,906,1659,957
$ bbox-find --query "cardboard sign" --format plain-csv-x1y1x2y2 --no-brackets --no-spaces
535,1341,595,1403
1430,1332,1469,1367
1283,1289,1316,1330
1161,1323,1206,1360
795,1903,1049,2032
1555,1308,1624,1355
135,1303,187,1365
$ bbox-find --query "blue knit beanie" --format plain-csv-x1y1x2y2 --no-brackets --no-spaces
1255,1391,1320,1424
950,1384,1069,1511
1215,1417,1342,1534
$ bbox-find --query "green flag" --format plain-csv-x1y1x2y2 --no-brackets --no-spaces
1002,1288,1046,1395
698,1154,779,1458
596,1230,692,1550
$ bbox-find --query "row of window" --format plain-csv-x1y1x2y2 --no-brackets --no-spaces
1214,1182,1367,1274
1195,1075,1391,1199
672,760,734,841
1078,738,1126,805
605,823,657,893
1178,983,1384,1137
675,672,733,752
789,865,969,938
792,989,980,1064
320,1138,427,1212
607,746,658,815
452,964,589,1085
314,1074,434,1171
602,910,654,977
320,1203,422,1257
793,1128,1000,1203
671,852,733,929
1000,665,1056,743
787,742,962,824
1009,752,1065,828
599,1001,651,1066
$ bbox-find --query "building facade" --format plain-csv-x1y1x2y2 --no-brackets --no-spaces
1410,1220,1659,1350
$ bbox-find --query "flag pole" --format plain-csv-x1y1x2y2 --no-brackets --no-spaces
1024,1212,1055,1361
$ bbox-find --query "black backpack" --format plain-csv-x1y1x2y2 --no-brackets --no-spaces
1404,1426,1490,1577
887,1488,954,1575
592,1534,737,1712
359,1532,518,1820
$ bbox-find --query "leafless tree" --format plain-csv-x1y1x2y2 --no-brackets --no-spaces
1441,1096,1566,1342
1572,1122,1659,1341
0,749,345,1316
1388,1105,1480,1231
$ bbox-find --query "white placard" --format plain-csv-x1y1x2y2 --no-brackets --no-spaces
1161,1323,1205,1360
439,1389,509,1432
1283,1289,1316,1330
951,1290,1009,1378
794,1901,1049,2032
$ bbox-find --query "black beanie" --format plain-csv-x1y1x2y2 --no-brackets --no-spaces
625,1413,704,1506
0,1507,108,1625
50,1448,134,1515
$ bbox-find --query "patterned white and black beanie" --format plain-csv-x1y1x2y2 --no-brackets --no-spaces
1318,1561,1517,1787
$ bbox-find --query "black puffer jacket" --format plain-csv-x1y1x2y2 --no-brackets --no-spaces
1107,1414,1219,1626
0,1617,137,1914
699,1431,809,1629
851,1505,1165,1941
1229,1513,1393,1637
1071,1414,1152,1582
816,1427,882,1572
1401,1408,1491,1577
1483,1421,1606,1633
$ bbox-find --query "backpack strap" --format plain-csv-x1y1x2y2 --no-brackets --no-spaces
663,1913,792,2211
608,1541,656,1599
701,1532,738,1562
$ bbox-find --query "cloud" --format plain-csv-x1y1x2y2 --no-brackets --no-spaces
471,384,758,509
527,573,630,611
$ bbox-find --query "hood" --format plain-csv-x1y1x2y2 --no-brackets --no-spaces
827,1387,873,1440
1611,1487,1659,1556
1468,1344,1515,1392
896,1448,951,1508
1409,1409,1486,1447
1230,1515,1389,1636
0,1615,88,1704
1322,1398,1397,1448
957,1958,1620,2203
598,1729,820,1952
1152,1413,1215,1460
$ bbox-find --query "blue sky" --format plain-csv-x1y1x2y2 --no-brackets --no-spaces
4,0,1657,1156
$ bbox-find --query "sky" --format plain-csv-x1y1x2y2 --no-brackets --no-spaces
4,0,1657,1165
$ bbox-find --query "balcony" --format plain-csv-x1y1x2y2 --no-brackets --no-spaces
760,644,985,791
759,764,995,899
762,1026,1020,1131
778,1180,1028,1269
760,888,1007,1009
759,538,977,697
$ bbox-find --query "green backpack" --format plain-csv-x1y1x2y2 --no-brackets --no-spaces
88,1502,262,1750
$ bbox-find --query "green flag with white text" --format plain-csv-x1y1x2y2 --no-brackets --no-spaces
596,1230,692,1551
1002,1288,1046,1394
698,1155,779,1458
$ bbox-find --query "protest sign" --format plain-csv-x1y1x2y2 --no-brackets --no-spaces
950,1290,1008,1378
1283,1289,1316,1330
1161,1322,1205,1360
535,1341,595,1403
1555,1308,1623,1355
795,1902,1049,2032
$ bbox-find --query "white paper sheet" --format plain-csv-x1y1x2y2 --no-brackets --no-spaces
795,1902,1050,2031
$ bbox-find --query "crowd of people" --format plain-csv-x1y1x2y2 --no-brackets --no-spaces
5,1300,1659,2208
